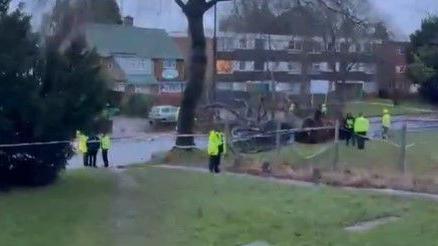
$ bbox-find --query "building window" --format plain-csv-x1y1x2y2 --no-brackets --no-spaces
239,38,247,49
396,65,407,73
356,43,362,53
254,61,264,71
288,40,303,50
312,63,321,72
163,59,177,69
216,60,233,74
255,39,265,50
364,43,372,53
312,42,322,53
239,61,246,70
398,47,406,55
340,42,349,52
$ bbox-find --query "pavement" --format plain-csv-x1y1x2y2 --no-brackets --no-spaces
68,116,207,169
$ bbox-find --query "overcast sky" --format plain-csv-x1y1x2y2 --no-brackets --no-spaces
119,0,438,39
11,0,438,40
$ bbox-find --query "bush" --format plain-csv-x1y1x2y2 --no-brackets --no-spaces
419,78,438,104
120,94,153,117
0,5,107,188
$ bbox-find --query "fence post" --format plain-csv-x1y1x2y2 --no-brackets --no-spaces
399,122,407,174
224,120,230,155
276,121,281,154
333,120,340,170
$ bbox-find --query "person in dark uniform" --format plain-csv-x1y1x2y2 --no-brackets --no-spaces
344,113,355,146
87,134,100,168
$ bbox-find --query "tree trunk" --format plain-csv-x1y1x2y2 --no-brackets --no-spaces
176,14,207,147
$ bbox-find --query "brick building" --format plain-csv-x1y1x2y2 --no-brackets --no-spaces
214,32,413,103
375,41,414,96
85,17,186,106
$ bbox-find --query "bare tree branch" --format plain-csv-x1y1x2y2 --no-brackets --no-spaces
315,0,366,25
205,0,231,11
174,0,186,10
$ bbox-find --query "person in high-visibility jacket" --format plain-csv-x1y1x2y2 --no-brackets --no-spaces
78,131,89,166
208,129,225,173
382,109,391,139
354,113,370,150
100,133,111,168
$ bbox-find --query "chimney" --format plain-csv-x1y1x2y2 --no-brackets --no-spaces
123,16,134,26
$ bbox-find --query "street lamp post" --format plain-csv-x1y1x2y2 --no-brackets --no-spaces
212,3,218,103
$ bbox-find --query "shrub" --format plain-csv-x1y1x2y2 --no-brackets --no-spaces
120,94,153,117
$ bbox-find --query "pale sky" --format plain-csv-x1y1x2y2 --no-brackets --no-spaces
118,0,438,40
11,0,438,40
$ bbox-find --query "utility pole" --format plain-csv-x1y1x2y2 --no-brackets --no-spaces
212,3,218,103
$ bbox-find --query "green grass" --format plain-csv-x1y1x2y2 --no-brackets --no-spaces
2,168,438,245
245,130,438,177
0,169,116,246
149,148,235,167
344,99,434,117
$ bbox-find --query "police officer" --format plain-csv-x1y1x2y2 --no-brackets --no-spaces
208,129,226,173
77,131,89,167
100,133,111,168
382,109,391,139
354,113,370,150
87,134,100,168
344,113,355,146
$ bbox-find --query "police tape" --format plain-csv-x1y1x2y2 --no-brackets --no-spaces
0,133,209,148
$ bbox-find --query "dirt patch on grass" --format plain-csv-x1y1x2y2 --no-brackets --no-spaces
345,216,400,232
226,158,438,194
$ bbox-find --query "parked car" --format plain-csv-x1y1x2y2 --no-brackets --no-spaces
149,105,179,124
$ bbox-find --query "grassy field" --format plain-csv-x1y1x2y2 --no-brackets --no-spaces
2,168,438,245
248,130,438,176
343,99,435,117
0,169,116,246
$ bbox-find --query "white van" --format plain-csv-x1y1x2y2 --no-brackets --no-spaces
149,105,179,124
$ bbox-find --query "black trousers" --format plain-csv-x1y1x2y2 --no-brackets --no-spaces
102,149,109,167
356,132,367,150
83,153,89,167
209,155,221,173
88,151,98,167
345,129,356,146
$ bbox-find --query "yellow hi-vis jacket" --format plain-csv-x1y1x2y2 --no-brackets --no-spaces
354,116,370,133
219,132,227,155
208,131,226,156
208,131,220,156
78,134,88,153
100,135,111,150
382,113,391,128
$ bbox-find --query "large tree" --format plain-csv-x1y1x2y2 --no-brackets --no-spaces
0,0,107,188
174,0,229,147
408,16,438,103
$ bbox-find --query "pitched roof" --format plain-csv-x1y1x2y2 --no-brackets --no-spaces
85,23,183,59
126,74,158,86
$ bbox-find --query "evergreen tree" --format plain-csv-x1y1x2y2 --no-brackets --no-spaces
0,1,107,188
408,16,438,103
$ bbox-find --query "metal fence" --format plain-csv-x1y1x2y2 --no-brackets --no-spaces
227,118,438,181
1,118,438,180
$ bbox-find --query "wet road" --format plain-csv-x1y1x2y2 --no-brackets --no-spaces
67,115,438,169
369,115,438,137
68,136,207,169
